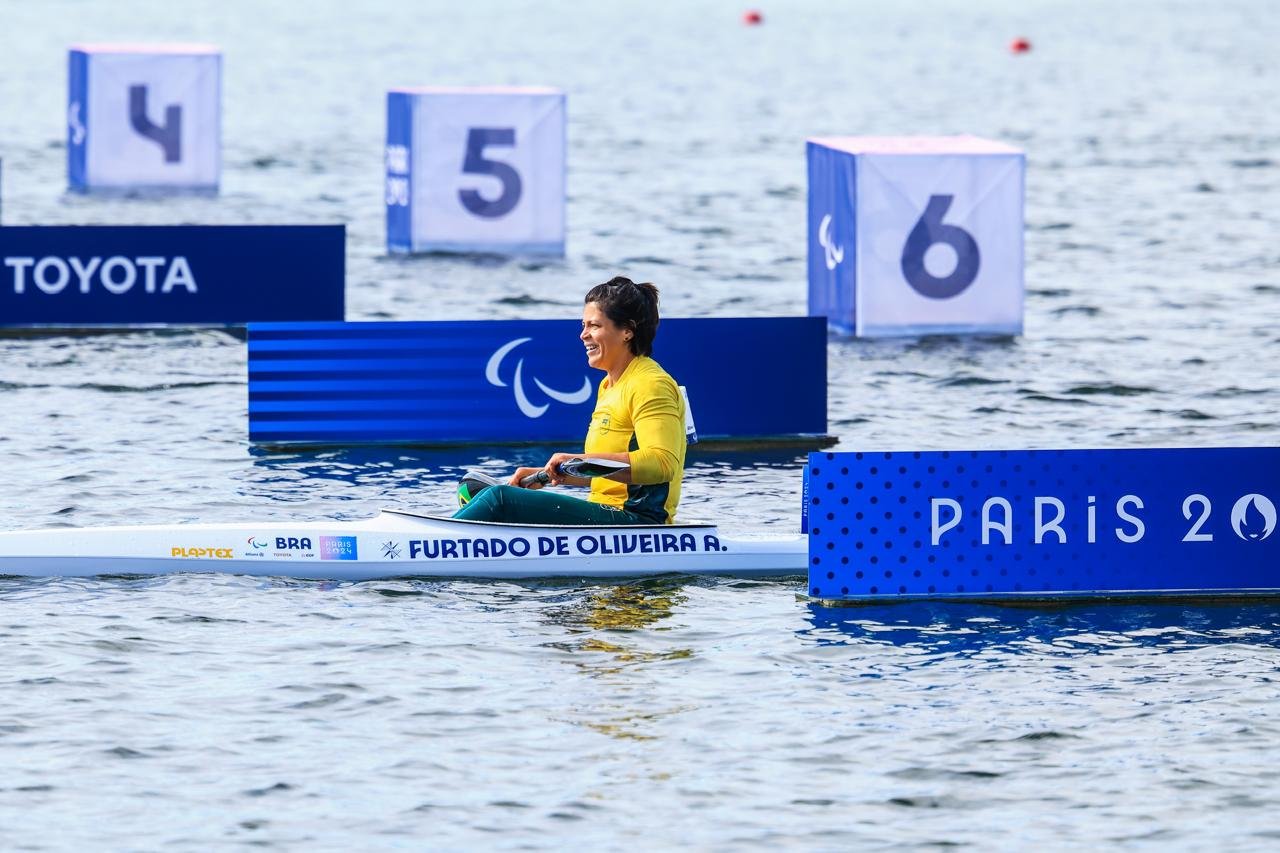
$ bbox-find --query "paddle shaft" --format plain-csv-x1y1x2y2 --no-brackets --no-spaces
519,470,554,488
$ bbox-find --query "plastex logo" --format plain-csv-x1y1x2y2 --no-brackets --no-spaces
381,541,402,560
171,546,232,559
486,337,592,419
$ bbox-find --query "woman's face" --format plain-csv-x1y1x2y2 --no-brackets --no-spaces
581,301,632,373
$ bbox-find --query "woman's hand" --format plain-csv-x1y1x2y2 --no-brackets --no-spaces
541,452,582,485
508,466,545,489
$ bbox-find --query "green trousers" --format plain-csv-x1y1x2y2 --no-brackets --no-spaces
453,485,658,526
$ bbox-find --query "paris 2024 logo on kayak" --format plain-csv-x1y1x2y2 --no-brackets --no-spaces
486,337,593,418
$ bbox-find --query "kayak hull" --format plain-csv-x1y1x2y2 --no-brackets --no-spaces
0,510,806,580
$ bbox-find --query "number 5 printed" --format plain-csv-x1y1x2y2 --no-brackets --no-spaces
459,128,522,218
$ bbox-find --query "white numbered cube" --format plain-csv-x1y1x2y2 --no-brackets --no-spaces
386,87,566,255
68,43,221,193
807,136,1024,337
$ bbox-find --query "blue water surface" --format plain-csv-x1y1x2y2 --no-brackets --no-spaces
0,0,1278,847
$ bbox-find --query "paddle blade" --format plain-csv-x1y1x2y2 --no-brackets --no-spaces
558,457,630,478
515,458,628,488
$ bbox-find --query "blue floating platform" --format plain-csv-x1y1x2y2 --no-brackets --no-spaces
806,448,1280,603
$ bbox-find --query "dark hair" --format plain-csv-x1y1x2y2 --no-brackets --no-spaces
584,276,660,357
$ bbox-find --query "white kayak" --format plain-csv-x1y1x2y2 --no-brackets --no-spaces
0,509,806,580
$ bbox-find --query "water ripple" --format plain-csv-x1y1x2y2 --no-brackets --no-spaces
0,0,1278,848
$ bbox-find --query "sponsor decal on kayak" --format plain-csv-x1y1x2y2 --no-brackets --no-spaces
267,536,315,559
171,546,233,559
405,532,726,561
241,536,271,558
319,536,358,561
245,535,359,560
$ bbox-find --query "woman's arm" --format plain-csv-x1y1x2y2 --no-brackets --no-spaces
531,381,683,487
623,381,684,485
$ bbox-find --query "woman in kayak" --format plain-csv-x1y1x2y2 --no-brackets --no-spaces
454,276,686,525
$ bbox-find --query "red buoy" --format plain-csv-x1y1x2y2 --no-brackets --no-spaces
743,9,763,25
1009,37,1032,54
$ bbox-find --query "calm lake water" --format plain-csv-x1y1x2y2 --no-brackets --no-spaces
1,0,1278,847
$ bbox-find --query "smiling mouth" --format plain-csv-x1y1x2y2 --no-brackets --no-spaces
585,344,600,356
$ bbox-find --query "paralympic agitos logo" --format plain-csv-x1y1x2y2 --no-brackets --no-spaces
486,337,592,419
817,214,843,271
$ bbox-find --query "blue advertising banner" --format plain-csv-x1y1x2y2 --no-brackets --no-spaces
0,225,344,326
807,448,1280,602
248,318,827,446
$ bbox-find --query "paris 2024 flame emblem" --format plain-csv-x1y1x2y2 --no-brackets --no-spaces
486,338,593,419
1232,494,1276,541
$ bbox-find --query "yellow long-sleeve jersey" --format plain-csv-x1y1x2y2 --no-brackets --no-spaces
584,356,686,524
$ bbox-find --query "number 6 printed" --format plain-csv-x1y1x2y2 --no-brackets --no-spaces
900,195,981,299
459,128,522,218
